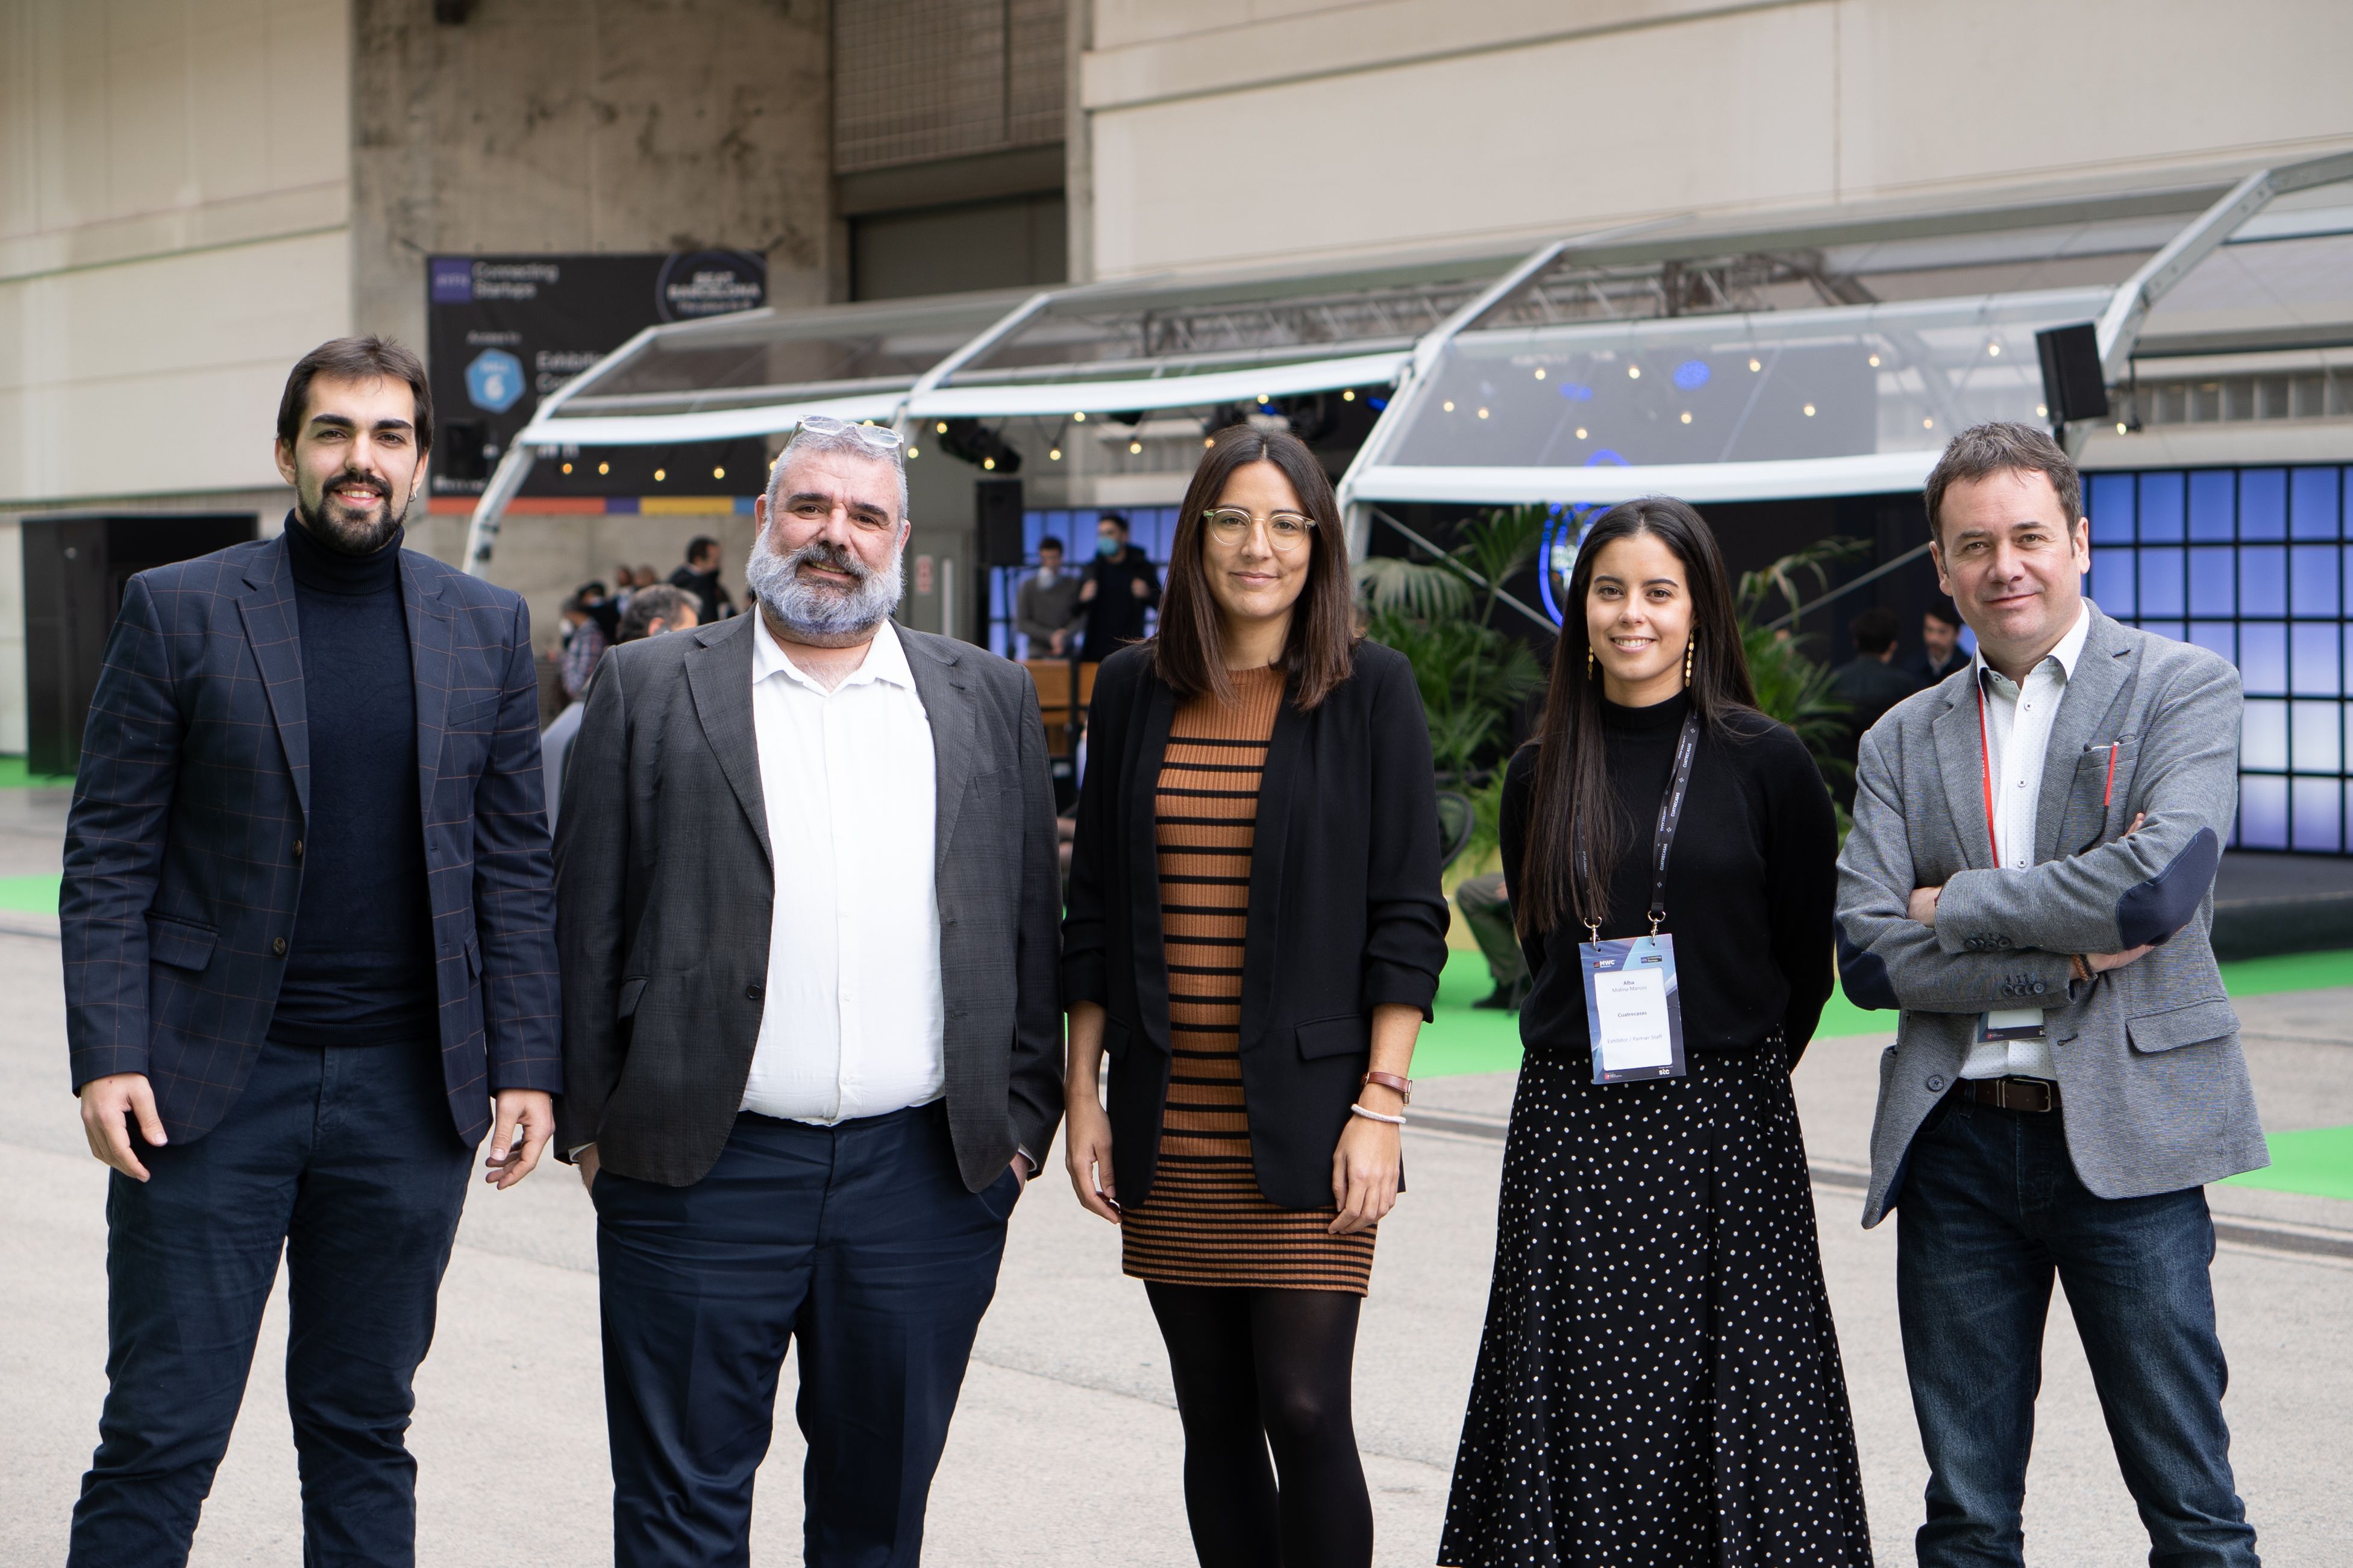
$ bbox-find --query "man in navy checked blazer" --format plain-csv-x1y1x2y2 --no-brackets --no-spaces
60,337,562,1566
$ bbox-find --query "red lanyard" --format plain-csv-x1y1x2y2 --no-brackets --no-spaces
1976,678,2000,866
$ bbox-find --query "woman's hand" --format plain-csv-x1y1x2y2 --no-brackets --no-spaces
1064,1093,1120,1224
1329,1113,1402,1235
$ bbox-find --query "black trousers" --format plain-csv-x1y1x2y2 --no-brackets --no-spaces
594,1101,1021,1567
69,1039,472,1568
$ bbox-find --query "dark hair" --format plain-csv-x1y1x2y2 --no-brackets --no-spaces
275,336,433,454
685,535,720,566
1515,497,1759,939
1923,422,2082,546
578,580,608,601
1036,536,1065,555
1151,426,1355,711
1850,606,1900,655
1098,513,1129,533
618,584,698,642
1923,596,1963,629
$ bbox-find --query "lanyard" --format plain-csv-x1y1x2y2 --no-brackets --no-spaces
1582,711,1703,939
1976,676,2001,866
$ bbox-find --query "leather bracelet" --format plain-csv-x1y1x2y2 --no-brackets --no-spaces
2069,953,2094,984
1349,1102,1408,1126
1361,1070,1412,1104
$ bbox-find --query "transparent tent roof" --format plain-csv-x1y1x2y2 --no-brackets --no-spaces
2132,186,2353,358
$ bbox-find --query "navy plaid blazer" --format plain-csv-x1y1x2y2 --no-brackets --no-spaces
60,526,563,1145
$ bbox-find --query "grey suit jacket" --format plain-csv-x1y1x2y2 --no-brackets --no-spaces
552,611,1065,1190
1835,604,2267,1226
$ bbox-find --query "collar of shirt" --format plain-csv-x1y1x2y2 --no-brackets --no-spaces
751,609,916,699
1971,602,2091,699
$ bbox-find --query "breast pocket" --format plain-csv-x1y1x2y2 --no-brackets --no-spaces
2061,736,2140,853
437,693,504,778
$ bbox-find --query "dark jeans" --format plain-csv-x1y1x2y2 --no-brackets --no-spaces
595,1101,1020,1568
1896,1092,2258,1568
69,1039,472,1568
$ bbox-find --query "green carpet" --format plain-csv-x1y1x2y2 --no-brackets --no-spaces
0,757,74,790
2223,1126,2353,1201
0,875,60,913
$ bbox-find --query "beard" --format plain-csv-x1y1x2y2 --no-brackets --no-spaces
745,531,904,646
295,466,409,555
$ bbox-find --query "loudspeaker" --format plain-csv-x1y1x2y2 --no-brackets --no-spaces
977,476,1027,566
439,420,488,483
2035,322,2110,432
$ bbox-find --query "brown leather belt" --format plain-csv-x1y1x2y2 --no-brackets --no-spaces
1957,1076,2060,1113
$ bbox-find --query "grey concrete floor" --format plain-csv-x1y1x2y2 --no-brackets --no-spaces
2,778,2348,1563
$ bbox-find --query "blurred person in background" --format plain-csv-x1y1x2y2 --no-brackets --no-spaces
1441,498,1866,1567
1827,605,1923,809
558,587,609,703
1017,535,1086,658
611,563,639,611
1077,511,1161,665
669,533,736,623
1062,426,1447,1568
1910,596,1969,686
60,336,561,1566
543,584,699,834
1454,871,1529,1010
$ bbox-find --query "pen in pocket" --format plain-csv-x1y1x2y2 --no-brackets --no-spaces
2103,740,2120,808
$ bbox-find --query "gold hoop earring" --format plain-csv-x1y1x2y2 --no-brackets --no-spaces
1684,638,1695,687
1587,648,1597,678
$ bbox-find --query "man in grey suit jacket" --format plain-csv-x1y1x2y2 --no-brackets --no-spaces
1837,423,2264,1567
554,416,1064,1567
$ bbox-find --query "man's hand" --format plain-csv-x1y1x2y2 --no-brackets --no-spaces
575,1143,600,1192
1079,579,1098,604
1048,629,1067,655
1908,884,1943,926
1129,576,1148,600
2085,944,2155,973
482,1089,556,1190
80,1072,164,1181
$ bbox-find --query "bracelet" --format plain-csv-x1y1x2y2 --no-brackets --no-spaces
2070,953,2093,984
1349,1102,1408,1126
1361,1070,1412,1104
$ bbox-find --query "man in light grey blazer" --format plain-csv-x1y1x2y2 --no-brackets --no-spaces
553,416,1064,1566
1836,423,2265,1567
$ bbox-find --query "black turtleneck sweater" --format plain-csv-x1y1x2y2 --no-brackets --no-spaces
269,516,437,1046
1500,690,1838,1063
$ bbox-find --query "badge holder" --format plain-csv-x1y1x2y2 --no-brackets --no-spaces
1579,712,1700,1085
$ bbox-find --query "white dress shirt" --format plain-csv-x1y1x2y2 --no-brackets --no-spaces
1959,604,2091,1082
741,614,946,1123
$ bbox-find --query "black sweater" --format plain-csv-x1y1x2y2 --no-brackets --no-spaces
269,517,437,1046
1501,690,1838,1064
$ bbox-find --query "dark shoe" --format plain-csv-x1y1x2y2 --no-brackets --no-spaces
1473,984,1516,1011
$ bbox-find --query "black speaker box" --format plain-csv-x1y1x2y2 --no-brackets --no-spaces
2035,322,2110,429
977,476,1026,566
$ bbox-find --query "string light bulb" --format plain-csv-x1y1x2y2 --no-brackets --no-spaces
907,446,919,458
1533,367,1546,380
653,467,666,481
936,421,948,433
1476,407,1490,419
1256,393,1271,404
1627,364,1641,379
1749,358,1762,372
713,466,725,479
983,457,996,470
1680,411,1692,424
1867,354,1881,367
1342,388,1355,401
1443,401,1455,412
1802,404,1816,417
1575,427,1588,439
2117,421,2129,434
1129,440,1143,454
1923,418,1934,428
561,462,573,473
1048,447,1062,461
597,461,610,475
2036,403,2049,417
1073,411,1086,422
1988,342,2002,357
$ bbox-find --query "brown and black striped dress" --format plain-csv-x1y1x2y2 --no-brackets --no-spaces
1119,664,1378,1295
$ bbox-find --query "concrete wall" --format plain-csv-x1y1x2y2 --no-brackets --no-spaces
1080,0,2353,277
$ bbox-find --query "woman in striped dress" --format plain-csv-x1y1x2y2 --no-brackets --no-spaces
1061,426,1450,1568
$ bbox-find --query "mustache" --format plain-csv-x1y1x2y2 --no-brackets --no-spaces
324,467,389,499
787,539,871,581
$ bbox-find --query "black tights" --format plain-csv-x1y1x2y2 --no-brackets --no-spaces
1144,1281,1373,1568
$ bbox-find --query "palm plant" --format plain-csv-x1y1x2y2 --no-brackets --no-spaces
1735,536,1869,811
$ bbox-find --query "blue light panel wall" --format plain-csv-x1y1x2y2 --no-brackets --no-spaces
2087,465,2352,852
988,506,1182,658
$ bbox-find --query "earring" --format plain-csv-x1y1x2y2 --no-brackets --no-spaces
1587,648,1597,678
1684,638,1695,687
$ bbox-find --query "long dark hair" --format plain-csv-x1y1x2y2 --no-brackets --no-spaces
1152,425,1356,711
1515,497,1758,938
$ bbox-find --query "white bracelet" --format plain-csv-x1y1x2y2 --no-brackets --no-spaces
1349,1102,1407,1126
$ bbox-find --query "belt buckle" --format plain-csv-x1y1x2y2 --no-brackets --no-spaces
2002,1076,2054,1113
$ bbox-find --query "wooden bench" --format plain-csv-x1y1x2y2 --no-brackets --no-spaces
1022,659,1097,757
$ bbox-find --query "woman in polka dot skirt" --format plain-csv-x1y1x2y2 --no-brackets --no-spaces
1439,499,1872,1567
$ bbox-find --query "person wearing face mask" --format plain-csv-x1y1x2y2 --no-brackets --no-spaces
1062,427,1448,1568
1440,498,1868,1568
1077,511,1162,664
1015,536,1086,658
59,337,562,1565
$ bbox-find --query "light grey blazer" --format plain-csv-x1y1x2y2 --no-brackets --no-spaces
1835,604,2267,1226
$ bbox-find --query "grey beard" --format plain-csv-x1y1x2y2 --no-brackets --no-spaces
745,533,904,646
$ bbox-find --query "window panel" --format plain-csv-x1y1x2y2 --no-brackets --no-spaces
2187,547,2236,615
2293,622,2340,696
2138,472,2186,541
2242,774,2290,849
2191,620,2237,669
2139,549,2186,616
2241,623,2287,695
2240,468,2287,540
2141,620,2185,643
2189,470,2236,541
2088,473,2137,543
2239,545,2286,615
2292,466,2341,540
2293,700,2344,773
2292,545,2340,617
2243,700,2289,769
2293,777,2343,852
2091,548,2137,614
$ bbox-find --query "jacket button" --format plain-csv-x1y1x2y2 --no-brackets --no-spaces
1928,1075,1946,1092
2032,981,2048,996
292,839,304,858
271,937,287,956
745,983,763,1002
2000,984,2014,998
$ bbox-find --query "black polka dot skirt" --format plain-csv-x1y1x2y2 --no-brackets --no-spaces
1438,1045,1873,1567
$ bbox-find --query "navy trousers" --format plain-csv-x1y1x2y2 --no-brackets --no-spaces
1896,1093,2259,1567
594,1101,1021,1568
69,1039,472,1568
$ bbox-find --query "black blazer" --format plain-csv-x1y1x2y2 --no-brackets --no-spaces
1062,642,1450,1208
553,614,1065,1190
